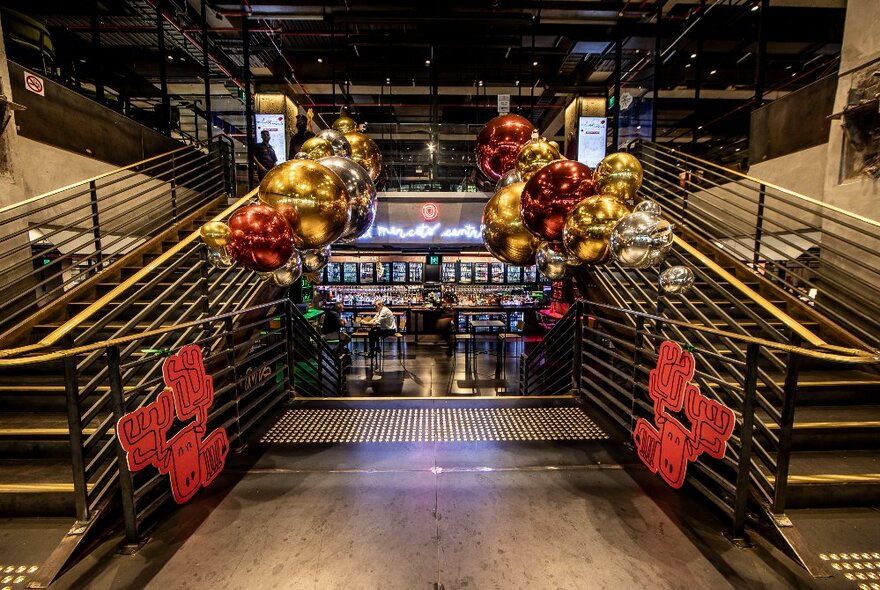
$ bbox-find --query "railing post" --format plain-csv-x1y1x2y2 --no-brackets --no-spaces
284,301,297,400
630,316,646,430
223,316,244,448
571,302,583,396
199,246,210,317
89,180,103,273
733,343,760,540
107,345,139,544
170,152,179,223
62,354,89,524
772,335,802,514
520,352,529,396
753,183,766,268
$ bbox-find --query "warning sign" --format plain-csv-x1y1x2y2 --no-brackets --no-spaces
24,72,45,96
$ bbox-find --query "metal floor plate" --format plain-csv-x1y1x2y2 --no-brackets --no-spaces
261,407,608,444
819,552,880,588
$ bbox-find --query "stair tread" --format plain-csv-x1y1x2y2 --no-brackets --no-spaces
761,405,880,429
0,461,74,489
768,451,880,484
0,413,113,437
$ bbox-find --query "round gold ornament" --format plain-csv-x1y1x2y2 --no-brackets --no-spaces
332,116,358,133
344,131,383,182
593,152,643,202
300,136,335,160
481,181,541,266
199,221,232,250
515,138,562,181
258,159,351,250
562,195,631,265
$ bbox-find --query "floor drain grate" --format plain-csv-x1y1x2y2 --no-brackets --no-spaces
819,552,880,588
261,407,609,444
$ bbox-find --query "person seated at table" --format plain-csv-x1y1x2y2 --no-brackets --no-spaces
321,301,351,353
362,298,396,357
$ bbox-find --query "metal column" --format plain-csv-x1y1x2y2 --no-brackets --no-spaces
612,26,622,151
243,15,255,188
91,1,103,104
650,1,665,142
201,0,213,140
754,0,769,109
156,0,170,136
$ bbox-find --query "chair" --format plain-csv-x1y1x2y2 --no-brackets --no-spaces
496,320,525,389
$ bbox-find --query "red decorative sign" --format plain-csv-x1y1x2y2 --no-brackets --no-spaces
633,340,735,489
116,344,229,504
420,202,439,221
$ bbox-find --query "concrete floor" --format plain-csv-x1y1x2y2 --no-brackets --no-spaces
49,400,828,590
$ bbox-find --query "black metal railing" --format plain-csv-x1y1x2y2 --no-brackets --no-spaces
520,305,582,395
635,140,880,348
287,308,345,398
0,135,235,338
524,299,877,539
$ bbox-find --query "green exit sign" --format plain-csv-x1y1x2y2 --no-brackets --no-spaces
609,95,616,108
428,255,440,265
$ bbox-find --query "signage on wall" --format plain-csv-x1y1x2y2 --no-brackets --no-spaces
255,113,287,161
497,94,510,114
421,202,439,221
633,340,735,489
577,116,607,168
116,344,229,504
24,72,45,96
355,196,489,245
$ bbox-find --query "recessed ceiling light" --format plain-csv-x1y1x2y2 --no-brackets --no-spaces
786,65,792,70
690,53,697,59
425,59,431,66
479,80,483,86
532,61,538,66
317,57,323,63
750,4,759,11
710,69,717,75
685,64,691,68
698,125,703,130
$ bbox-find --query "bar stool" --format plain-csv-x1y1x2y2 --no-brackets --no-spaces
496,320,525,390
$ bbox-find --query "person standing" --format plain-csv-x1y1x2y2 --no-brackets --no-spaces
254,130,277,181
289,114,315,156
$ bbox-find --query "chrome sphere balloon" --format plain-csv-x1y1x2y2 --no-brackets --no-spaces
293,151,308,160
609,211,675,269
258,159,351,250
300,136,335,160
344,131,383,182
315,128,352,158
562,195,631,265
318,155,377,243
301,245,332,273
593,152,643,202
481,181,541,266
495,168,522,192
207,247,234,269
227,204,294,272
521,159,597,243
659,266,695,295
271,252,303,287
536,241,567,280
475,114,535,181
200,221,232,250
332,116,358,133
634,199,662,216
515,137,562,181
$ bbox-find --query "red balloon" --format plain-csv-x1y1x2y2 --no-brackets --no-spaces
521,160,597,242
475,114,535,181
228,204,294,272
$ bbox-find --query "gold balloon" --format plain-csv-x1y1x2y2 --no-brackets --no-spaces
258,159,351,250
332,116,358,133
548,140,560,151
593,152,643,202
300,136,335,160
515,138,562,181
200,221,231,250
562,195,631,265
345,131,383,182
482,182,541,266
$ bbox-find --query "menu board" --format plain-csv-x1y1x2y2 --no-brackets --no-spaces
459,262,473,283
474,262,488,283
392,262,407,283
523,265,537,283
408,262,423,283
377,262,391,283
325,262,341,283
343,262,357,283
490,262,505,284
359,262,374,283
506,265,521,284
441,262,456,283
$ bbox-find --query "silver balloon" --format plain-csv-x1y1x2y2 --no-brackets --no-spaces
536,242,567,280
609,212,675,269
319,155,377,243
634,199,662,216
659,266,695,295
301,245,331,273
495,169,522,192
316,128,353,158
270,252,303,287
207,247,234,269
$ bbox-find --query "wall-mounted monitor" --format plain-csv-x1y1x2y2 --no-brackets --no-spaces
359,262,374,283
474,262,488,283
506,265,522,284
376,262,391,283
325,262,341,283
441,262,456,282
342,262,357,283
459,262,473,283
408,262,423,283
392,262,407,283
490,262,505,284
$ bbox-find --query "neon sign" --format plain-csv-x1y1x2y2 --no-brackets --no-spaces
421,202,439,221
358,223,484,242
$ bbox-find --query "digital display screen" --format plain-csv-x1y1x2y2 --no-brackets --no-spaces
359,262,374,283
408,262,423,283
441,262,456,283
343,262,357,283
523,265,537,283
392,262,407,283
459,262,473,283
376,262,391,283
506,265,521,284
474,262,488,283
577,116,607,168
254,113,287,161
490,262,505,284
325,263,341,283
